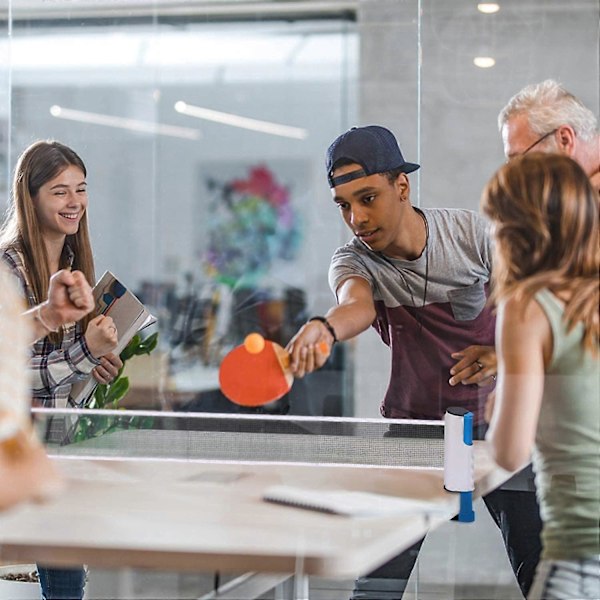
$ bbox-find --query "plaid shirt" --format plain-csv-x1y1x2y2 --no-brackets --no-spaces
1,246,100,408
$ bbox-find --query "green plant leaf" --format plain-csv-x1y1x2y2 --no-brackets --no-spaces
94,384,108,408
73,417,90,443
133,332,159,356
73,329,159,442
106,376,130,405
120,335,141,361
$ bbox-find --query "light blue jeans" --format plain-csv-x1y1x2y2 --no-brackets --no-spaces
38,566,86,600
528,558,600,600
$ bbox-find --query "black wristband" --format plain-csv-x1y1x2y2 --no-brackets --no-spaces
308,316,338,344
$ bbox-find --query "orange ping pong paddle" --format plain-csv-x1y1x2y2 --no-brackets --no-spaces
219,333,330,407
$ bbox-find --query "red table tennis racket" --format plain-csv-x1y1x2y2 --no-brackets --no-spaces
219,333,330,407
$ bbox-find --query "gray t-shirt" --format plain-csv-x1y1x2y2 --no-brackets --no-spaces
329,208,495,423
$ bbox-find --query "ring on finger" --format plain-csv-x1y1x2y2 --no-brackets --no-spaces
475,360,484,371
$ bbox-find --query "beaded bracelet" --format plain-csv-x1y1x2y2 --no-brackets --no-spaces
35,304,59,333
308,316,338,344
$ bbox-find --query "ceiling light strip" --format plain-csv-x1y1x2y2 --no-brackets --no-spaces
50,105,201,140
175,101,307,140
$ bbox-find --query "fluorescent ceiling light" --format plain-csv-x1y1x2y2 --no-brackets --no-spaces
477,3,500,14
174,101,308,140
144,32,299,67
11,33,141,68
473,56,496,68
3,24,357,85
50,105,201,140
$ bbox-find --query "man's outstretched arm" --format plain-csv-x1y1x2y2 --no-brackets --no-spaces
286,276,376,377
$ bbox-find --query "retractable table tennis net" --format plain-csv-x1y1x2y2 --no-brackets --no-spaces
33,408,445,469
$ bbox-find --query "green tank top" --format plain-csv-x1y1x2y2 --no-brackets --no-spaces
533,289,600,560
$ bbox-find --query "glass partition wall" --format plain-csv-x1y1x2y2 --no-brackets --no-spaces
1,2,598,599
1,0,598,420
1,1,359,417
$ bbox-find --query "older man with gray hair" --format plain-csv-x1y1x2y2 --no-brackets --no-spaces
499,79,600,192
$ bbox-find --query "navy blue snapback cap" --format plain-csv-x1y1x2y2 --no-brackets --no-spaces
326,125,420,188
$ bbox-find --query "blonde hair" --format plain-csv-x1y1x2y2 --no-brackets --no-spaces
498,79,598,141
0,141,95,342
481,153,599,355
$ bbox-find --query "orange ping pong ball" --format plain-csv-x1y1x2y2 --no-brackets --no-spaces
317,341,330,356
244,333,265,354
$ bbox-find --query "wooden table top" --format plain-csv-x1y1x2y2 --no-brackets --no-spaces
0,440,509,578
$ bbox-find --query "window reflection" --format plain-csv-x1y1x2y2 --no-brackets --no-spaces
2,8,358,416
1,0,598,420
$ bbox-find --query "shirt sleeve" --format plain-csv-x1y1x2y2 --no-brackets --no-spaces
328,244,375,301
0,254,101,395
473,212,494,274
29,335,100,396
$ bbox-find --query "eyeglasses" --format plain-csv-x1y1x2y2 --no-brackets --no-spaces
519,128,559,156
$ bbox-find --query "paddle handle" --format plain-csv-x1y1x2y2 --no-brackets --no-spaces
273,343,291,373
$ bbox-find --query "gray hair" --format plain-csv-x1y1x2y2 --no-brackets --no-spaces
498,79,598,141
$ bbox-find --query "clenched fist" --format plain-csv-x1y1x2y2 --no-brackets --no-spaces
44,270,95,327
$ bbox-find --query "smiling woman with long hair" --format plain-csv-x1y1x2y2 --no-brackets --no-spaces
0,141,121,408
0,140,121,600
482,153,599,600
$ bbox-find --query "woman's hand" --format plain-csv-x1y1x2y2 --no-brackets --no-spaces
85,315,118,358
92,352,123,385
39,270,95,330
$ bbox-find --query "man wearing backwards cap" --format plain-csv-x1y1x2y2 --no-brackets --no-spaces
286,125,540,598
288,125,496,419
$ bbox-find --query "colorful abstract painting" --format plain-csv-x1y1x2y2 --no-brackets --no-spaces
200,164,303,287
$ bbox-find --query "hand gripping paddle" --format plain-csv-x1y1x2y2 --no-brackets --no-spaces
219,333,330,407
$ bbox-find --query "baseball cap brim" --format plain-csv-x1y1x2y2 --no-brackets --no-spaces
328,160,420,188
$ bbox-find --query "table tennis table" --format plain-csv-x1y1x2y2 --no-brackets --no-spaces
0,408,510,599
